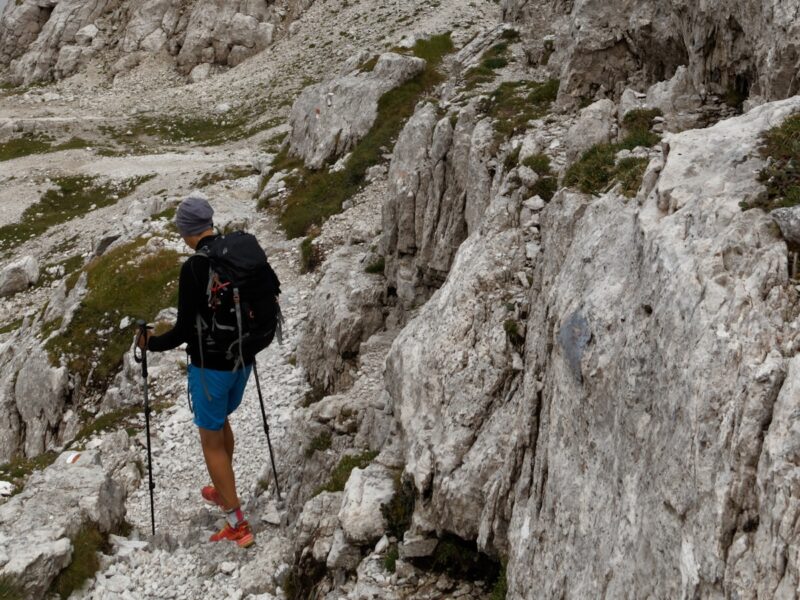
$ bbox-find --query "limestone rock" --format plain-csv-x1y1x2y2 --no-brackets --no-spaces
297,245,385,393
294,492,344,563
338,463,395,545
0,448,128,597
326,528,361,570
0,256,38,297
564,99,617,164
770,206,800,247
505,0,800,104
288,52,426,169
381,103,497,309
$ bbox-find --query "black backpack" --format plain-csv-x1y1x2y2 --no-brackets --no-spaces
195,231,281,369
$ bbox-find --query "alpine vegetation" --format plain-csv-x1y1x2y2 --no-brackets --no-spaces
1,0,800,598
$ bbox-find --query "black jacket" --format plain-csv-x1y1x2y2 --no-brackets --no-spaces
147,235,245,370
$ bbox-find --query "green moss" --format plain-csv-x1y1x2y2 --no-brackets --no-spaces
464,42,512,89
314,450,379,495
49,525,107,599
500,29,520,41
305,431,332,457
743,112,800,211
276,34,455,238
0,174,153,251
364,257,385,274
0,451,59,496
484,80,559,139
0,135,52,161
491,563,508,600
299,236,322,273
381,471,414,539
564,109,661,196
359,55,380,72
46,238,182,389
0,575,25,600
383,544,399,573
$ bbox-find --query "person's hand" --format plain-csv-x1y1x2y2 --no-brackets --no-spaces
136,330,152,350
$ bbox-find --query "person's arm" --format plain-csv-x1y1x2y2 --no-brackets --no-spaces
147,258,201,352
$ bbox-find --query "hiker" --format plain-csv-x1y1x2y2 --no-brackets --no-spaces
138,194,280,548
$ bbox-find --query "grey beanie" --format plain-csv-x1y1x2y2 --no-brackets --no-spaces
175,194,214,236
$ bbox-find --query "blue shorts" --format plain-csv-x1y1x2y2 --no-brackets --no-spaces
187,364,252,431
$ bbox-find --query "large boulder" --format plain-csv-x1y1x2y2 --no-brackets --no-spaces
564,98,617,164
0,256,39,297
380,102,497,309
0,447,130,598
297,245,385,393
338,463,395,545
288,53,426,169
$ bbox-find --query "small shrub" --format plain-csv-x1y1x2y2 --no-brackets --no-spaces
314,450,379,495
384,544,400,573
743,112,800,210
299,236,322,273
49,525,107,599
564,110,662,196
500,29,520,41
484,80,559,139
305,431,332,457
522,153,558,202
364,257,385,274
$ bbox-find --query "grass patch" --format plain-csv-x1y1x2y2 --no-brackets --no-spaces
564,109,662,196
0,135,91,162
383,544,399,573
521,153,558,202
314,450,379,495
743,112,800,210
49,524,106,599
464,41,513,89
0,575,25,600
0,174,153,251
0,451,59,496
0,318,24,335
483,79,559,139
46,238,181,389
276,34,455,238
364,257,385,274
299,235,323,273
38,254,85,288
194,165,258,188
305,431,332,457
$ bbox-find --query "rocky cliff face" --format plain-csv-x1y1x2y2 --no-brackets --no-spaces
0,0,314,84
384,90,800,596
503,0,800,105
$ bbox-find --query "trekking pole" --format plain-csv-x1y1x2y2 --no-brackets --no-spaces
253,364,282,503
134,320,156,535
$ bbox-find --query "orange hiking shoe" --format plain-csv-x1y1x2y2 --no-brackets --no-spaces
201,485,225,510
209,520,255,548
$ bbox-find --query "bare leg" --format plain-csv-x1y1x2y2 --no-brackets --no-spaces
199,426,239,511
223,419,235,462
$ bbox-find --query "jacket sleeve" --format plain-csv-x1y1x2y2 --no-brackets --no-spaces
147,258,202,352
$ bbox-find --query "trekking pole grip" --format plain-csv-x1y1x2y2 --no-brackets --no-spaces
135,319,149,378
